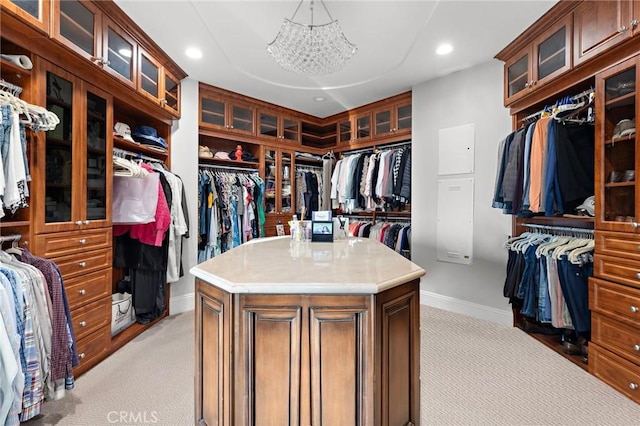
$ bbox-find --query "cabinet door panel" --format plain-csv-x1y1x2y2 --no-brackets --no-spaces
197,286,228,426
595,59,638,232
55,0,100,60
139,50,160,100
259,111,279,139
200,97,226,129
103,19,136,87
377,281,420,426
239,301,302,426
282,117,299,142
309,305,370,426
162,69,180,117
3,0,50,33
42,70,77,231
534,15,572,84
504,47,531,104
397,104,412,131
574,0,633,66
85,89,109,226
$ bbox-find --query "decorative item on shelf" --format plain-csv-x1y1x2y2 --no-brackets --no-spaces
0,53,33,70
234,144,243,161
266,0,358,75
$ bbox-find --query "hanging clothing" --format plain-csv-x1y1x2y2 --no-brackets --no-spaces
0,246,76,425
198,168,265,261
331,145,411,213
492,100,594,217
503,231,593,338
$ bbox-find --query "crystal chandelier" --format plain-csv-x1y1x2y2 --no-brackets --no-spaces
266,0,358,76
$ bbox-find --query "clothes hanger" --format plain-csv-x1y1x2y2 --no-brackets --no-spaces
568,239,595,264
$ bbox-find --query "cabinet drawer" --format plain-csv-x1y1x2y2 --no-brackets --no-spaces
596,231,640,262
54,248,112,280
65,269,112,310
74,325,111,376
589,343,640,404
594,254,640,289
71,297,111,341
34,228,112,257
590,278,640,328
592,312,640,365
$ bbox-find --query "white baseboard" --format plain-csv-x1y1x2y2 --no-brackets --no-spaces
420,290,512,326
169,293,195,315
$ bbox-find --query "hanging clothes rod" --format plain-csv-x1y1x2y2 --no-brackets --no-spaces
113,147,165,163
0,233,21,244
341,141,411,156
296,164,323,171
198,163,258,173
523,223,594,235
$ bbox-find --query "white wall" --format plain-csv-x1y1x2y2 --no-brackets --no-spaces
412,60,514,325
168,77,199,314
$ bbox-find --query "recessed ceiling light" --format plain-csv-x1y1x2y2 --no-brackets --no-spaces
313,96,326,102
118,48,132,58
436,43,453,55
185,47,203,59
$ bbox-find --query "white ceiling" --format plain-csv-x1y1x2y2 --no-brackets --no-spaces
114,0,557,118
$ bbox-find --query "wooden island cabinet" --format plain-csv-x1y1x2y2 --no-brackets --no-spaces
191,237,425,426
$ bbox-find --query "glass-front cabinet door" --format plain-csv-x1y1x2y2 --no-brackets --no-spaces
229,102,255,135
263,148,294,215
200,97,226,130
282,116,299,142
280,151,292,214
3,0,51,33
338,118,352,143
39,61,112,233
259,112,279,140
84,88,111,228
103,18,136,87
505,47,530,103
397,103,412,132
43,69,76,231
595,58,638,232
162,69,180,116
355,113,371,141
533,15,571,86
53,0,101,62
138,49,160,102
264,148,277,214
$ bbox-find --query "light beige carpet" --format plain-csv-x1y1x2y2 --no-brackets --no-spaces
31,307,639,426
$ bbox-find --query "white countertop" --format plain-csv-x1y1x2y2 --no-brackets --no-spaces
190,236,425,294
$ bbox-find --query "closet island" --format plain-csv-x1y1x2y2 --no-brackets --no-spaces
190,236,425,426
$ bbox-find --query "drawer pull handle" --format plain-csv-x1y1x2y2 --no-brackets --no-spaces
634,344,640,352
79,321,86,327
84,220,90,225
632,222,639,228
79,262,87,268
636,272,640,279
631,306,639,313
79,352,86,359
79,239,87,245
79,289,86,295
630,383,638,390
